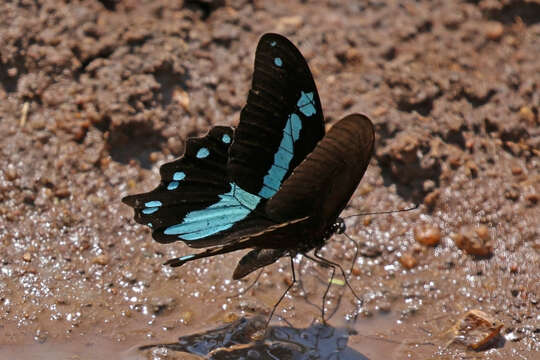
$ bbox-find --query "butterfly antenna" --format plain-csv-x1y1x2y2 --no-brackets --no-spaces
226,269,264,299
265,256,297,329
343,203,419,219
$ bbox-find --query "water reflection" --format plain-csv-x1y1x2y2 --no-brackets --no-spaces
139,316,369,359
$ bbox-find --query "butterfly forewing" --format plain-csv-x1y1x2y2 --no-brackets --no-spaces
122,126,242,244
228,33,325,199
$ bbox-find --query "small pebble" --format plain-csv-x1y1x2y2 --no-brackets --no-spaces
414,224,441,246
223,312,239,323
485,21,504,41
511,166,523,176
424,189,440,207
92,254,110,265
525,193,538,205
452,229,493,257
449,309,502,350
23,252,32,262
173,88,190,111
399,253,418,269
518,106,535,124
179,310,193,325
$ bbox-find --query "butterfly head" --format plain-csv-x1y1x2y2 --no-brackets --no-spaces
322,217,346,241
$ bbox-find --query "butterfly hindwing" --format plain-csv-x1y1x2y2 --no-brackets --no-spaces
228,33,325,199
265,114,375,227
122,126,253,245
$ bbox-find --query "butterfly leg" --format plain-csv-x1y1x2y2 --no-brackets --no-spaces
342,232,361,275
305,250,364,319
303,252,336,323
265,256,296,329
313,249,363,305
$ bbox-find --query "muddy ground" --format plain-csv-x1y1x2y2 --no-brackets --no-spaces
0,0,538,359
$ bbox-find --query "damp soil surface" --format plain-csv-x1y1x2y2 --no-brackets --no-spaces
1,1,539,359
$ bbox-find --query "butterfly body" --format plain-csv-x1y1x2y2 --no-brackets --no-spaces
123,33,374,280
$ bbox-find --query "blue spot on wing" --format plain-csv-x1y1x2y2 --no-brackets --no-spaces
164,183,261,241
142,207,159,214
142,200,162,214
270,40,277,47
173,172,186,181
297,91,316,117
196,148,210,158
222,134,231,144
167,181,179,190
145,201,162,207
274,57,283,67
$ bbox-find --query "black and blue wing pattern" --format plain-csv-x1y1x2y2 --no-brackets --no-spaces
229,33,325,198
164,115,374,276
122,127,247,245
123,33,323,251
122,33,375,280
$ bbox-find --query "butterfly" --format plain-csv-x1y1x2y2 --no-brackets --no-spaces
122,33,374,283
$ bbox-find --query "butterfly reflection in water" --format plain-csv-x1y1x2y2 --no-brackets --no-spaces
122,33,375,321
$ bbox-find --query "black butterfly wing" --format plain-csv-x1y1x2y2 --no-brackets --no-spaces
123,33,324,249
265,114,375,231
165,115,374,278
122,126,272,247
228,33,325,198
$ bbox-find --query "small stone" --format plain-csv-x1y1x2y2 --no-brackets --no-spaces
414,224,441,246
223,312,239,323
518,106,535,124
525,193,538,205
475,225,490,240
485,22,504,41
23,252,32,262
452,228,493,257
399,253,418,269
283,275,294,287
173,88,190,111
149,152,160,163
424,189,440,208
449,309,503,350
5,164,18,181
509,263,518,274
92,254,109,265
511,166,523,175
7,67,17,77
54,187,71,199
277,16,303,30
179,310,193,325
363,216,372,227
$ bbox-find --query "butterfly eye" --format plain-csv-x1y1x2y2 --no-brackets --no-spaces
274,57,283,67
196,148,210,158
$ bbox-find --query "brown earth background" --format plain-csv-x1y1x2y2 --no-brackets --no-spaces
0,0,539,359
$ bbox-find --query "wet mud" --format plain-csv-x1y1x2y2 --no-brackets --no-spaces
0,0,538,359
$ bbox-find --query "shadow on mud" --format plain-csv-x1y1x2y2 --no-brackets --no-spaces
139,316,369,359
